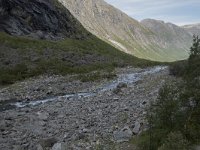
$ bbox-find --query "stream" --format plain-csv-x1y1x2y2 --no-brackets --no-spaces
0,66,167,111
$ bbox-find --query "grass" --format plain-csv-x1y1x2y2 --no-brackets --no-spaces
0,32,163,85
77,71,117,82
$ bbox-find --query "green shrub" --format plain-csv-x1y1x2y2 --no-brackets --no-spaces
169,60,187,76
133,129,169,150
158,131,191,150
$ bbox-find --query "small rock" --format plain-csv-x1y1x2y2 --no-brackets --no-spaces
39,137,57,148
37,112,49,121
133,121,141,135
37,144,44,150
81,128,89,133
38,121,46,126
143,111,147,115
113,126,133,142
51,143,65,150
113,97,119,101
142,101,147,105
117,82,127,89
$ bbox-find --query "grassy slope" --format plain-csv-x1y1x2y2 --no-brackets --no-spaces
0,32,160,85
106,33,188,62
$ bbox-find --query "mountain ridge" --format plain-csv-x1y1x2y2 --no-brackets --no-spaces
182,23,200,36
58,0,198,62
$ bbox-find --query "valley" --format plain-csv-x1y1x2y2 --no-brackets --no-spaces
0,0,200,149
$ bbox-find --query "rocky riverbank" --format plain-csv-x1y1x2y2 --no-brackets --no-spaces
0,66,171,150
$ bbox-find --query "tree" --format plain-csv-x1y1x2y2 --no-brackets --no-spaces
190,35,200,58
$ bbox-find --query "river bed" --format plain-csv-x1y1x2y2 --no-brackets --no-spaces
0,66,167,111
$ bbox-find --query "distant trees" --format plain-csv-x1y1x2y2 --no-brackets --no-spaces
190,35,200,57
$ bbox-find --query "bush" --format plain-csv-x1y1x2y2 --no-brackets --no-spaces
0,63,28,85
158,131,191,150
169,61,186,76
135,79,199,150
133,129,169,150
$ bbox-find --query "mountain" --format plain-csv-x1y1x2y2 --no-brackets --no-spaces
58,0,192,62
182,23,200,36
141,19,192,61
0,0,153,85
0,0,90,40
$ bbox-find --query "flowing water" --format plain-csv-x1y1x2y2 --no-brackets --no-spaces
0,66,167,111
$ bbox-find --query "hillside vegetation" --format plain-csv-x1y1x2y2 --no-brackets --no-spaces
0,32,159,85
134,35,200,150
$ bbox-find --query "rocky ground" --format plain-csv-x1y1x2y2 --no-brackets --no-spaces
0,74,101,102
0,66,172,150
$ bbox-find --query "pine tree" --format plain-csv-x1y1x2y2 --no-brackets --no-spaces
190,35,200,57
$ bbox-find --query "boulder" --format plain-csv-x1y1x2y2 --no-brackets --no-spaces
37,112,49,121
133,121,141,135
113,126,133,142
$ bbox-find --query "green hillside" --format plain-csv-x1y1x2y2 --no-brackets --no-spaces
0,32,158,85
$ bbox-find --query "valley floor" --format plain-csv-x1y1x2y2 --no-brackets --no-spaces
0,66,171,150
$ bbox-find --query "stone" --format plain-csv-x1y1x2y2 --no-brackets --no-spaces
38,121,46,126
195,145,200,150
39,138,57,148
51,143,66,150
133,121,141,135
113,97,119,101
142,101,147,105
113,126,133,142
37,112,49,121
37,144,44,150
117,82,127,89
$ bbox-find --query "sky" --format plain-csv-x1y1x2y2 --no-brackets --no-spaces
104,0,200,26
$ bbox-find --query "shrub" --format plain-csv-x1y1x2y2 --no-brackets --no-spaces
169,60,187,76
158,131,191,150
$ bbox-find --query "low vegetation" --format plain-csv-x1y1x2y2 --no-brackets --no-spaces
0,32,160,85
134,35,200,150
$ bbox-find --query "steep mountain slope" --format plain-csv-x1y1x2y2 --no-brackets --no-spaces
182,23,200,36
141,19,192,60
58,0,192,62
0,0,90,40
0,0,154,85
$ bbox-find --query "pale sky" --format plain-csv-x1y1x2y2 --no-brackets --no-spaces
104,0,200,26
